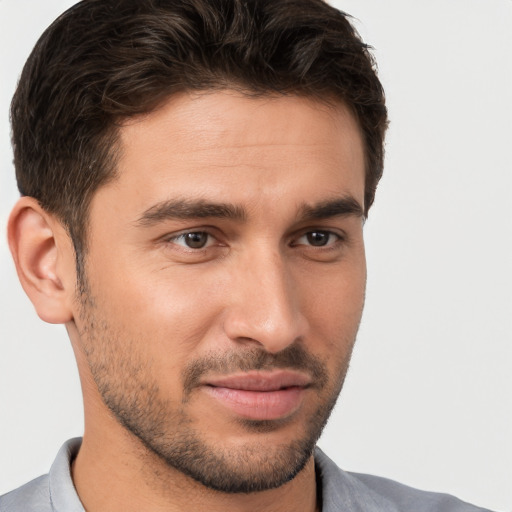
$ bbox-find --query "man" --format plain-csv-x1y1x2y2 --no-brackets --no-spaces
0,1,495,511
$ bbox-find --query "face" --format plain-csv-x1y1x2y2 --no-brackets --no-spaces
72,91,366,492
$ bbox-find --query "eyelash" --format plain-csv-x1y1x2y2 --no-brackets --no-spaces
292,231,343,248
165,229,345,251
167,231,217,250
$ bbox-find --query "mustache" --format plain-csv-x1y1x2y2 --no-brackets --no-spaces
182,343,329,397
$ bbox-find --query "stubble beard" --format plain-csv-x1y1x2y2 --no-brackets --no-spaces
75,284,355,494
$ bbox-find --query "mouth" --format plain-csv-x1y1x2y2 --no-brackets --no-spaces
201,370,312,421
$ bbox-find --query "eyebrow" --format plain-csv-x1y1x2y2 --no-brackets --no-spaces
135,195,364,227
298,196,364,221
136,199,247,226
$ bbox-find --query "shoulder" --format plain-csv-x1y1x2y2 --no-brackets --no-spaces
0,475,52,512
314,448,494,512
0,438,83,512
346,472,492,512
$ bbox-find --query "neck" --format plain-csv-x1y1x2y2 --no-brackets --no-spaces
70,342,320,512
72,428,319,512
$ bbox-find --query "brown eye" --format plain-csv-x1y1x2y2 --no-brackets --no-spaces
170,231,211,249
183,232,209,248
305,231,332,247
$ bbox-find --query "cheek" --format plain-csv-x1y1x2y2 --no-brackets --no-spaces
300,260,366,348
86,258,228,360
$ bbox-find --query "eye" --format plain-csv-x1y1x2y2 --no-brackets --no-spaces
170,231,212,249
295,230,341,247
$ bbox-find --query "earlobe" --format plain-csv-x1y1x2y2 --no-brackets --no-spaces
8,197,75,324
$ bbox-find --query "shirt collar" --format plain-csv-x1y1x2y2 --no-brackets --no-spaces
48,439,395,512
48,438,84,512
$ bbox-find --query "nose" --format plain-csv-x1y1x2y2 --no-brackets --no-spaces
223,246,309,353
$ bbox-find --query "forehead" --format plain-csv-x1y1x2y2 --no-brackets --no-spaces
120,91,363,159
97,91,365,215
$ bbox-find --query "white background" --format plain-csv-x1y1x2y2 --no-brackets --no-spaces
0,1,510,510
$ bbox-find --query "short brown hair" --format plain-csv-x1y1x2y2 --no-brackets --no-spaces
11,0,388,275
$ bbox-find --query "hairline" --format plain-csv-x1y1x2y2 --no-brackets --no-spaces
72,87,369,277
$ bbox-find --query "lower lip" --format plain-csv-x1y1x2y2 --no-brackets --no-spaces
203,386,306,421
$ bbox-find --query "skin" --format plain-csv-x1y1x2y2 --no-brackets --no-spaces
8,91,367,512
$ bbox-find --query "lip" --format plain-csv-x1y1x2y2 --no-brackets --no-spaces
201,370,311,421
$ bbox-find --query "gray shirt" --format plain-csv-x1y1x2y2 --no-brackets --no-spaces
0,438,493,512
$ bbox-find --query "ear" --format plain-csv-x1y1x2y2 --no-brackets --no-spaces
8,197,76,324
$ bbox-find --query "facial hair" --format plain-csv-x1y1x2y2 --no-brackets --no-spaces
75,286,355,494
